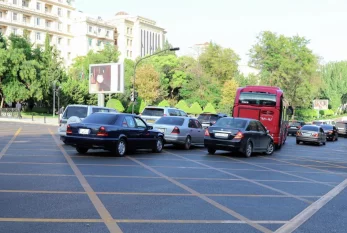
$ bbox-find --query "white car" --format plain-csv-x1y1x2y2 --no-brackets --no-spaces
58,105,117,142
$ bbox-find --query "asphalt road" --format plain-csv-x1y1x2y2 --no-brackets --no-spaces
0,122,346,233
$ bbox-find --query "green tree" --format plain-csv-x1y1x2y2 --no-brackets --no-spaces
158,99,170,107
219,80,239,114
188,102,203,115
175,100,190,112
249,31,319,112
203,103,217,113
135,64,160,104
106,98,125,112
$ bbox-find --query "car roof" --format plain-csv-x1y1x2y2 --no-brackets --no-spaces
158,116,197,120
223,117,254,121
67,104,114,110
92,112,131,116
303,124,320,127
144,106,178,109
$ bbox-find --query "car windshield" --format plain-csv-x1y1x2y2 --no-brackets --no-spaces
301,125,319,132
64,106,88,119
142,108,164,116
198,114,218,122
82,113,119,124
155,117,185,126
239,92,276,106
321,125,333,130
214,118,247,129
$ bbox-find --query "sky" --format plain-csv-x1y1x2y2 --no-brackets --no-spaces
75,0,347,64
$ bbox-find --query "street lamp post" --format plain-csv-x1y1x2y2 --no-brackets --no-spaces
131,47,180,114
52,80,57,117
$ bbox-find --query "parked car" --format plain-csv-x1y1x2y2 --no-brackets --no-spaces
198,113,228,128
140,106,188,126
287,121,306,136
335,121,347,137
312,120,327,126
204,117,274,158
153,116,204,149
321,124,338,141
58,105,117,142
296,125,326,146
64,112,164,156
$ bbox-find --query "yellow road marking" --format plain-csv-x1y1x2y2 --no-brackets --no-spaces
49,129,123,233
128,156,273,233
0,128,21,160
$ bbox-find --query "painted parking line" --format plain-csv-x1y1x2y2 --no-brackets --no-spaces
48,128,123,233
127,156,273,233
275,178,347,233
0,128,21,160
165,151,312,204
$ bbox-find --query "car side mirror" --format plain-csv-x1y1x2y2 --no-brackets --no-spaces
147,126,153,130
266,130,270,134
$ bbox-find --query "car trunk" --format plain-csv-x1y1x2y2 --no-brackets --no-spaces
153,124,176,134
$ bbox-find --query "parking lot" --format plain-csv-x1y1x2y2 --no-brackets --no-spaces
0,122,347,233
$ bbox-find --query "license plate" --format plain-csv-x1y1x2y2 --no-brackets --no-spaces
303,133,311,136
290,127,297,129
157,128,165,133
215,133,229,138
78,129,90,135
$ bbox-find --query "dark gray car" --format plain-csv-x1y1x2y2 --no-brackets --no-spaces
296,125,326,146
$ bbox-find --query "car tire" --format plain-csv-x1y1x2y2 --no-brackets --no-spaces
244,141,253,158
323,141,326,145
336,136,338,141
296,140,300,145
152,137,164,153
264,141,274,155
76,147,88,154
207,147,216,155
183,136,191,150
114,138,126,157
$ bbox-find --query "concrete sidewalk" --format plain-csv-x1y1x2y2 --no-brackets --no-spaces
0,116,59,126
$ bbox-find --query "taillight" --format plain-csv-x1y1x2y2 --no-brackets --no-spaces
234,131,244,139
211,121,216,125
97,126,108,137
66,124,72,134
171,126,180,134
312,133,318,138
163,114,167,117
204,129,210,136
328,130,333,134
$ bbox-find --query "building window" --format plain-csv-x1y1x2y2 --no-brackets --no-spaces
130,28,132,34
127,27,129,34
106,30,109,37
36,32,41,41
67,52,70,59
67,39,70,46
88,26,92,33
36,17,40,26
0,12,3,19
36,2,40,10
97,40,101,46
12,12,17,21
13,0,17,5
58,23,62,31
57,8,62,17
12,28,17,35
57,37,62,45
67,25,70,33
127,50,129,57
88,38,92,46
98,28,101,34
130,51,132,57
67,11,71,18
22,0,28,7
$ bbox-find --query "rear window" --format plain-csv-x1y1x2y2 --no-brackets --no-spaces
142,108,164,116
301,125,319,131
198,114,218,122
82,113,118,124
289,122,302,127
92,107,115,113
312,121,323,125
155,117,185,126
239,92,276,106
336,122,347,128
64,106,88,119
321,125,333,130
214,118,247,129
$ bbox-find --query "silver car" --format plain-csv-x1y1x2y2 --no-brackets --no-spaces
153,116,204,149
296,125,326,146
140,106,188,126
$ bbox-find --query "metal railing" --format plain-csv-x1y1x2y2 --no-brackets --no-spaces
0,108,20,118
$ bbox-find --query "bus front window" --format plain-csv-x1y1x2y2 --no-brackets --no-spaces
239,92,277,106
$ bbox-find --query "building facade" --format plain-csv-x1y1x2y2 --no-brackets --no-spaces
0,0,75,65
108,11,166,61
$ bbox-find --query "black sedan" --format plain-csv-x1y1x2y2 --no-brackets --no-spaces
321,124,338,141
64,112,164,156
204,117,274,158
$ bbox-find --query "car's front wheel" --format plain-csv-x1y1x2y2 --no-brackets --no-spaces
152,137,164,153
76,147,88,154
207,147,216,155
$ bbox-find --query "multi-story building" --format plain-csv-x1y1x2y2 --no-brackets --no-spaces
0,0,75,65
71,12,115,59
107,11,166,61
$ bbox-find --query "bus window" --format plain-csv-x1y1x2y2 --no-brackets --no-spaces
239,92,276,106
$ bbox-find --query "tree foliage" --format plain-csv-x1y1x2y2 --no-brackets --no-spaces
219,80,239,114
135,64,160,104
175,100,190,112
188,102,203,115
158,99,170,107
106,98,125,112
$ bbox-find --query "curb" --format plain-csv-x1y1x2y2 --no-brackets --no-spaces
0,118,59,126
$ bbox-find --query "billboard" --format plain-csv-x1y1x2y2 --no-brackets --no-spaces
89,63,124,94
313,99,329,110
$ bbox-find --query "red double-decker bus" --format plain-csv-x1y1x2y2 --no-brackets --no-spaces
232,86,291,149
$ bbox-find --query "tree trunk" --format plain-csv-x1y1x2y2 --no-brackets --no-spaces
0,94,3,108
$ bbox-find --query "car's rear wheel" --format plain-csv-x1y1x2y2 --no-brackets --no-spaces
76,147,88,154
152,137,163,153
244,141,253,158
183,136,191,150
322,141,326,145
264,141,274,155
207,147,216,155
114,139,126,157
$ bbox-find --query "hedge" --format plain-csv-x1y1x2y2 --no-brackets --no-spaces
106,99,125,112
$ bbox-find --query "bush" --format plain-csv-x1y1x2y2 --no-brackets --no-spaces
106,99,125,112
188,102,203,115
175,100,190,112
203,103,216,113
319,109,334,117
158,100,170,107
125,97,145,114
296,109,318,121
